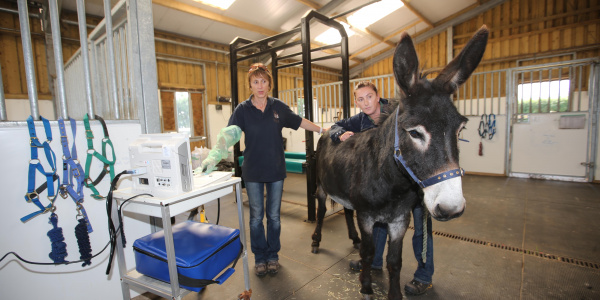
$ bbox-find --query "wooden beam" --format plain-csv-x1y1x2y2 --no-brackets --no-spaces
5,93,53,100
295,0,321,10
152,0,280,37
452,18,600,49
349,20,420,60
452,5,600,39
401,0,433,27
158,81,206,91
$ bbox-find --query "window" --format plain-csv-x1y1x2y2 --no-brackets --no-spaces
175,92,192,136
517,79,570,113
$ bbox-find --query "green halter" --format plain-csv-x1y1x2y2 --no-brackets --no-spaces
83,114,116,199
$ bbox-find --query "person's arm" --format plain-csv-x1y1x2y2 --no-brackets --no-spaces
329,114,362,142
299,118,325,134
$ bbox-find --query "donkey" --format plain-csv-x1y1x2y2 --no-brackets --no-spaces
310,26,489,299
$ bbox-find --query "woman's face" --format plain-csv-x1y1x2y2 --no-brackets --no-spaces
250,75,270,100
354,86,380,117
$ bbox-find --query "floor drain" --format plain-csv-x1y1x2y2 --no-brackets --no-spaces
408,226,600,270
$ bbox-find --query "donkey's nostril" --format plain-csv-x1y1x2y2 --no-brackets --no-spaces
434,203,464,221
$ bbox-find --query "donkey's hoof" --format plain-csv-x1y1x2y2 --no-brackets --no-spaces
361,293,373,300
311,246,319,254
353,242,360,249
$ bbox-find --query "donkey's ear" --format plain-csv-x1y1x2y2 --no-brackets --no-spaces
433,25,489,94
393,32,420,96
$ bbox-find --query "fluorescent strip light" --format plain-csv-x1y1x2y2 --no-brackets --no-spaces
195,0,235,10
347,0,404,29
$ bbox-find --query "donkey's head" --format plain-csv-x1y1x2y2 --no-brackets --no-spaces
392,25,488,221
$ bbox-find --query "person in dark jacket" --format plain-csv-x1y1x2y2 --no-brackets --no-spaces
228,63,323,277
331,81,434,296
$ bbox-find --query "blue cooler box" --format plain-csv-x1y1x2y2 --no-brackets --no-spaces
133,220,242,292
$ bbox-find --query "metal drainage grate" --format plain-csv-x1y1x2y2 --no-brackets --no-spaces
407,226,600,270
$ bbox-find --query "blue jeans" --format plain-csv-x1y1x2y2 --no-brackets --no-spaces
371,222,387,268
245,180,284,264
412,202,434,284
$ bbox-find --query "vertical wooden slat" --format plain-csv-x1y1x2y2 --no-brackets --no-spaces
191,92,204,138
161,91,175,132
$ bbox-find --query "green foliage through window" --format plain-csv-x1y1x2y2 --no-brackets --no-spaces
517,80,570,113
175,92,191,136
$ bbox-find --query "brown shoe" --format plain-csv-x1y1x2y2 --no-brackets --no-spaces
267,260,279,274
255,263,267,276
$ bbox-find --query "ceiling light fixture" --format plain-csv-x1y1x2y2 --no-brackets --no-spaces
347,0,404,30
194,0,236,10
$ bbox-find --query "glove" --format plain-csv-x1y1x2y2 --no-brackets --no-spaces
194,125,242,175
197,155,218,174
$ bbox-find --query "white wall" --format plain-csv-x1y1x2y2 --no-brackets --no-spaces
512,112,589,177
0,121,152,300
459,115,507,175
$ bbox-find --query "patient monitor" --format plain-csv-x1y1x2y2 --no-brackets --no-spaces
129,133,193,198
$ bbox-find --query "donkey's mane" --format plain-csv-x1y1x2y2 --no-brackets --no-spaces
376,99,400,126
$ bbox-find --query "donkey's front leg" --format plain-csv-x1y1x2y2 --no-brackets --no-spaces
311,186,328,253
386,219,410,300
357,214,376,296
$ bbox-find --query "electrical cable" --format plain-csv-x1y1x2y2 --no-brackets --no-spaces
0,189,151,267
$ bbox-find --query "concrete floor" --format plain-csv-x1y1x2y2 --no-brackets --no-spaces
134,174,600,300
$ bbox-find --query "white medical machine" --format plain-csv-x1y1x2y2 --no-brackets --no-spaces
129,133,193,198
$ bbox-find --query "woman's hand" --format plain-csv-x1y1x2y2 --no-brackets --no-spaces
340,131,354,141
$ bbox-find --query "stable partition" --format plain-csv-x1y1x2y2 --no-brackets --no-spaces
0,0,161,299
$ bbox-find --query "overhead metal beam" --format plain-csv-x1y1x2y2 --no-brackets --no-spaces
350,0,508,77
257,0,347,64
401,0,433,27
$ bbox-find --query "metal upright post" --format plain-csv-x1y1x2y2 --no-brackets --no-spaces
17,0,39,119
76,0,95,117
103,0,120,119
0,62,6,120
127,0,160,133
230,39,242,178
301,15,316,222
48,0,68,119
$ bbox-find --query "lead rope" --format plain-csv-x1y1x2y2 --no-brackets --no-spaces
421,202,429,264
75,216,92,266
58,117,94,267
47,212,68,263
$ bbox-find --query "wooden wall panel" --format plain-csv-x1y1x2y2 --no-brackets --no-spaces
190,92,206,148
356,0,599,100
0,5,101,102
160,91,175,132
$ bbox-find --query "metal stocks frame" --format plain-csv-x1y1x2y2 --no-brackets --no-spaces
229,10,351,221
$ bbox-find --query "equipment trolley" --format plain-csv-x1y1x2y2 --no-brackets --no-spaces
112,177,250,299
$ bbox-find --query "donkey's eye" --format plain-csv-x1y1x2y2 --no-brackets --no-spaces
408,130,421,139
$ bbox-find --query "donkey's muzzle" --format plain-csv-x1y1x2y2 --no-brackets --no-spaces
432,202,465,221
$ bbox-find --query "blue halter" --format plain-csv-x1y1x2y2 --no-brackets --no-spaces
58,117,92,233
392,107,464,189
22,116,60,222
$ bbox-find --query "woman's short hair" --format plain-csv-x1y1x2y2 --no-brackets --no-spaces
353,81,378,97
247,63,272,91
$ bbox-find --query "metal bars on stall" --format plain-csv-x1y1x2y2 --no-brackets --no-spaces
17,0,39,120
229,10,350,222
9,0,158,133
